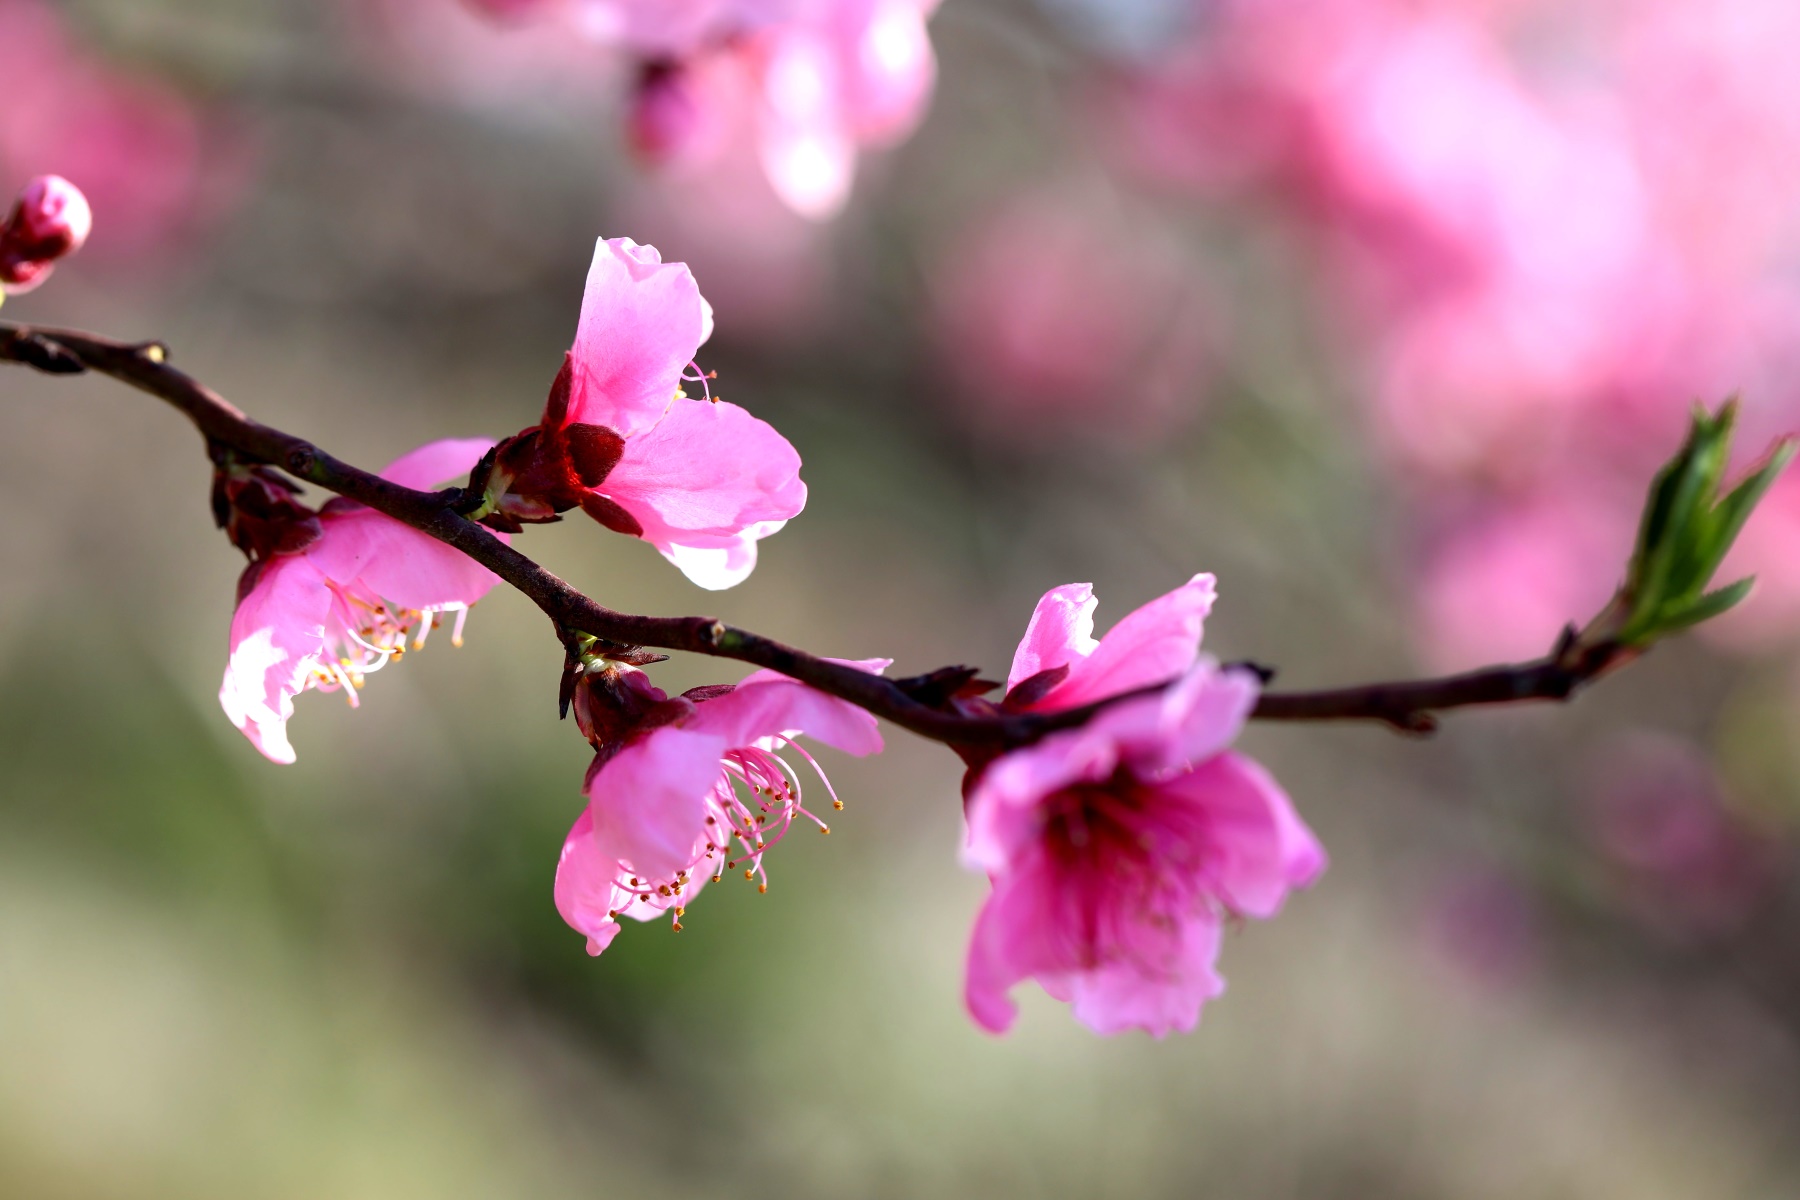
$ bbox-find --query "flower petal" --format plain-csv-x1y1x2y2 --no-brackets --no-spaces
554,808,630,956
305,508,502,614
1006,582,1098,692
586,724,732,884
1158,752,1327,918
218,556,332,764
599,397,807,589
378,437,496,491
1057,912,1225,1038
565,237,715,436
962,722,1121,874
688,661,888,757
1046,573,1216,709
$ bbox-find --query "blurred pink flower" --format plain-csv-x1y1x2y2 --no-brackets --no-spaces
963,658,1324,1037
1584,733,1785,941
0,0,246,270
1417,866,1539,994
0,173,90,294
475,236,807,589
219,439,502,765
555,659,887,953
1415,490,1626,671
930,193,1216,446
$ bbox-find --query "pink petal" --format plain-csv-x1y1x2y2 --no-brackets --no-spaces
1157,752,1326,919
218,555,333,765
565,237,715,437
687,663,887,757
554,808,629,955
1056,912,1225,1038
1046,573,1216,709
585,725,732,883
1125,660,1257,773
962,722,1121,875
1006,583,1099,692
378,437,497,491
599,397,806,589
305,508,501,613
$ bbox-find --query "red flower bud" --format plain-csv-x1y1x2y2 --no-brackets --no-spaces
0,175,92,294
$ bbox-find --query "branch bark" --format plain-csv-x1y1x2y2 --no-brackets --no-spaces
1,321,1627,745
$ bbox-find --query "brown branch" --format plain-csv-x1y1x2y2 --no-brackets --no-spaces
1,321,1629,745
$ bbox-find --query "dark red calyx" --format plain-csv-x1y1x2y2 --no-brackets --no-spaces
1002,664,1069,710
212,461,322,561
567,656,693,761
469,418,629,533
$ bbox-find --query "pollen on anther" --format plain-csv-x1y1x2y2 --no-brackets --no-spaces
757,882,768,894
833,800,844,810
744,868,754,880
820,826,831,835
674,906,686,917
672,921,684,932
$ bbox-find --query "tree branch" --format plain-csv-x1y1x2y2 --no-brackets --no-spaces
1,320,1628,745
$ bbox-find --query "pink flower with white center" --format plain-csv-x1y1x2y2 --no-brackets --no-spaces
219,438,501,764
555,659,887,953
0,174,90,295
959,577,1323,1037
472,236,806,590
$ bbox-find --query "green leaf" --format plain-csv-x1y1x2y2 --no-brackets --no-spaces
1610,400,1793,647
1657,576,1758,633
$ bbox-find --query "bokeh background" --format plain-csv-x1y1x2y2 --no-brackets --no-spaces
6,0,1800,1195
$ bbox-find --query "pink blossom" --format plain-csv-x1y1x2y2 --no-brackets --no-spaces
929,192,1215,446
1414,491,1627,671
540,0,939,218
959,576,1323,1036
555,659,887,953
219,439,501,764
963,659,1324,1037
1583,733,1786,940
0,174,90,294
473,236,806,589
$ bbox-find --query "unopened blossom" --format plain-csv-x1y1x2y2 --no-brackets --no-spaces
219,438,501,764
961,579,1324,1037
0,174,90,295
555,659,887,953
471,236,806,589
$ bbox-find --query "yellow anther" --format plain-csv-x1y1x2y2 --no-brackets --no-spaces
757,882,768,894
833,800,844,810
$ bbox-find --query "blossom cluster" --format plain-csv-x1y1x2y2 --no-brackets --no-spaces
179,229,1321,1037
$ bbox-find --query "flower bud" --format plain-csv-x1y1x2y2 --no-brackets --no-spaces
0,175,92,294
